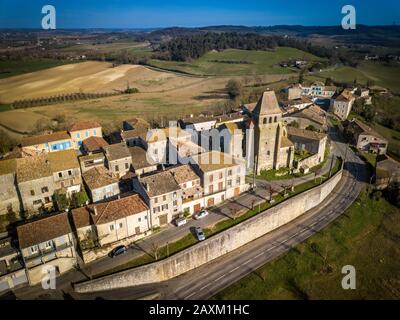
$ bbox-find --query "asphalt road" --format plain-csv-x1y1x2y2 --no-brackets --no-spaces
70,127,367,300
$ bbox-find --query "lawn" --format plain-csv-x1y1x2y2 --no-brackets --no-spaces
319,61,400,94
212,190,400,300
0,58,77,79
148,47,325,76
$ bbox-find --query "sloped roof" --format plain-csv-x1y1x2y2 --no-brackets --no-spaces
352,119,387,141
82,166,118,190
21,131,71,147
287,127,327,141
0,158,17,176
17,212,72,249
252,91,282,116
191,151,240,172
129,146,154,170
139,170,180,197
47,149,79,172
166,164,200,185
103,142,131,161
82,136,108,152
69,120,101,132
16,155,52,183
72,194,149,228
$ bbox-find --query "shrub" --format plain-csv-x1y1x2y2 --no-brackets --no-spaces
72,190,89,208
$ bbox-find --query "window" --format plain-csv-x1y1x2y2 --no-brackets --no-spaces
218,182,223,191
154,149,158,155
269,118,272,124
44,241,53,249
115,165,119,172
125,163,129,169
44,197,51,203
227,180,232,187
85,131,89,137
183,183,187,188
68,170,72,176
236,177,241,185
274,116,278,122
76,133,81,139
219,172,223,179
58,172,62,178
109,224,115,232
263,118,267,124
41,187,49,193
138,217,142,222
119,222,123,229
93,130,97,136
163,195,166,201
33,200,42,205
267,151,270,156
209,175,214,183
30,190,35,196
228,169,232,176
144,216,148,220
209,185,214,194
173,200,178,206
61,181,65,188
154,197,158,204
173,192,177,198
29,246,39,255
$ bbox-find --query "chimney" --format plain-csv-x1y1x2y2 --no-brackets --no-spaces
93,206,98,216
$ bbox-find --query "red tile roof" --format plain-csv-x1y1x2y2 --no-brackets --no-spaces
69,121,101,132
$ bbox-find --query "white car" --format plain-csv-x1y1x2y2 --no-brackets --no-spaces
175,217,187,227
193,210,209,220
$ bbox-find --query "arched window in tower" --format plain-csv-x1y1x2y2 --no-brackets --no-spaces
274,116,278,122
269,117,272,124
267,151,270,156
263,118,267,124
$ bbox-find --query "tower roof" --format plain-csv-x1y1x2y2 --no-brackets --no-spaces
253,91,282,116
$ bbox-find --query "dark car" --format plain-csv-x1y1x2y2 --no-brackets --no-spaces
109,245,128,258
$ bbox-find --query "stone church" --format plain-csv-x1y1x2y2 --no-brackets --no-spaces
248,91,294,174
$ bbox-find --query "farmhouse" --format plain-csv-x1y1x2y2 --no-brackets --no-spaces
103,142,132,178
330,89,355,120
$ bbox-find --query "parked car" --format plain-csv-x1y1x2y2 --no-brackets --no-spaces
193,210,209,220
194,227,206,241
109,245,128,258
175,216,187,227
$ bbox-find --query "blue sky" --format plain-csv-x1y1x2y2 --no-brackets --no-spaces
0,0,398,28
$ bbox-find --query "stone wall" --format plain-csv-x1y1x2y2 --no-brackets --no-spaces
75,170,343,293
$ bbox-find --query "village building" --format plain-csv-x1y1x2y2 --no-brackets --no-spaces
20,131,73,157
16,155,55,215
78,153,105,173
103,142,132,178
375,155,400,190
82,136,109,155
166,165,204,215
343,119,388,154
82,166,120,203
72,194,151,250
48,150,82,197
132,170,183,227
330,89,355,120
0,159,21,216
191,151,248,207
121,118,150,147
218,122,245,160
128,146,157,176
287,127,328,171
17,212,77,285
69,120,102,149
284,104,328,132
0,237,28,293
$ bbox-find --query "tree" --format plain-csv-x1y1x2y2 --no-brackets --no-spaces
0,129,17,155
53,191,70,211
225,79,243,99
71,190,89,208
325,77,333,86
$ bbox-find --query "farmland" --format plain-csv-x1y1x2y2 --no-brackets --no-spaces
148,47,325,76
318,61,400,94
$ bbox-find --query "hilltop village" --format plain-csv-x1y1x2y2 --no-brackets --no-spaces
0,83,394,291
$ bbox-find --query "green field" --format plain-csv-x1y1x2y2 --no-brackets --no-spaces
0,58,77,79
148,47,325,76
319,61,400,94
213,190,400,300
